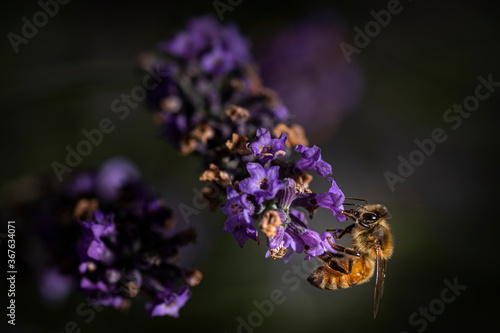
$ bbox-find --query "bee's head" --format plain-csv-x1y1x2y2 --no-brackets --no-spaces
341,204,391,228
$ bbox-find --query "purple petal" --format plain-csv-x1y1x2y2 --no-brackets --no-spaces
246,162,266,179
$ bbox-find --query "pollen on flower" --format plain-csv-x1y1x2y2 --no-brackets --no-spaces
231,203,239,215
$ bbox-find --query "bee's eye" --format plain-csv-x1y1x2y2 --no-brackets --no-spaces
363,213,379,221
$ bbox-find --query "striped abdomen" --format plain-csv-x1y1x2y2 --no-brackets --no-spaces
307,256,375,290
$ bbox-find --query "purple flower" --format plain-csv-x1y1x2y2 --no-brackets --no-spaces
249,128,287,162
201,47,235,76
65,171,95,198
159,31,200,58
147,285,191,317
27,157,201,317
78,211,116,264
238,163,285,204
294,145,332,177
316,177,346,222
265,226,294,262
80,277,124,308
220,24,252,66
256,11,364,137
39,268,74,304
95,157,141,201
300,230,336,261
267,225,304,253
221,186,257,247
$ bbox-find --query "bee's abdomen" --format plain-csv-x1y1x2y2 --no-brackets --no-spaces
307,266,352,290
307,259,374,290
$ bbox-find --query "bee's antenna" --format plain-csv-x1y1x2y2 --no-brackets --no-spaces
345,197,368,205
343,203,364,208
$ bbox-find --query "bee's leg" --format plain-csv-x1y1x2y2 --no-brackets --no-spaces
326,237,360,257
327,223,356,239
314,251,352,274
327,256,353,275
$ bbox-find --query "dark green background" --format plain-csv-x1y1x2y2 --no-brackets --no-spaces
1,0,497,332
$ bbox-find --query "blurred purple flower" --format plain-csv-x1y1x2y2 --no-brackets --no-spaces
201,47,235,76
256,11,364,138
144,15,291,158
147,285,191,318
39,268,74,304
95,157,141,201
27,157,200,317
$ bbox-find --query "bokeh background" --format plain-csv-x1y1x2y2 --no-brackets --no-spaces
1,0,498,332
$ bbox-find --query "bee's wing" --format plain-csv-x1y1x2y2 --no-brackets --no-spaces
373,240,387,318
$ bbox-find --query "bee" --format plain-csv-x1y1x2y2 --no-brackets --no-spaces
307,199,393,318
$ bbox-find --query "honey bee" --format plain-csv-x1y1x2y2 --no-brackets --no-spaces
307,199,393,318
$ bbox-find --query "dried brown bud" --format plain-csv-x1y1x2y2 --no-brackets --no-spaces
292,172,313,190
243,65,263,94
230,78,244,90
124,282,140,298
273,123,309,147
73,198,99,219
117,299,132,314
199,164,232,188
160,96,182,113
269,245,288,259
179,134,197,155
260,87,281,107
226,133,252,155
191,123,215,145
152,112,164,125
183,269,203,287
201,185,221,211
173,227,197,246
86,262,97,272
225,105,250,123
259,210,282,238
143,253,162,266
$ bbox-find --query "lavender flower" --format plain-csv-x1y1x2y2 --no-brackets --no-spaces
26,158,201,317
201,47,235,76
294,144,332,177
143,15,292,159
238,163,285,204
143,17,352,265
256,11,364,138
221,185,258,247
147,285,191,318
316,177,347,222
249,128,287,162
